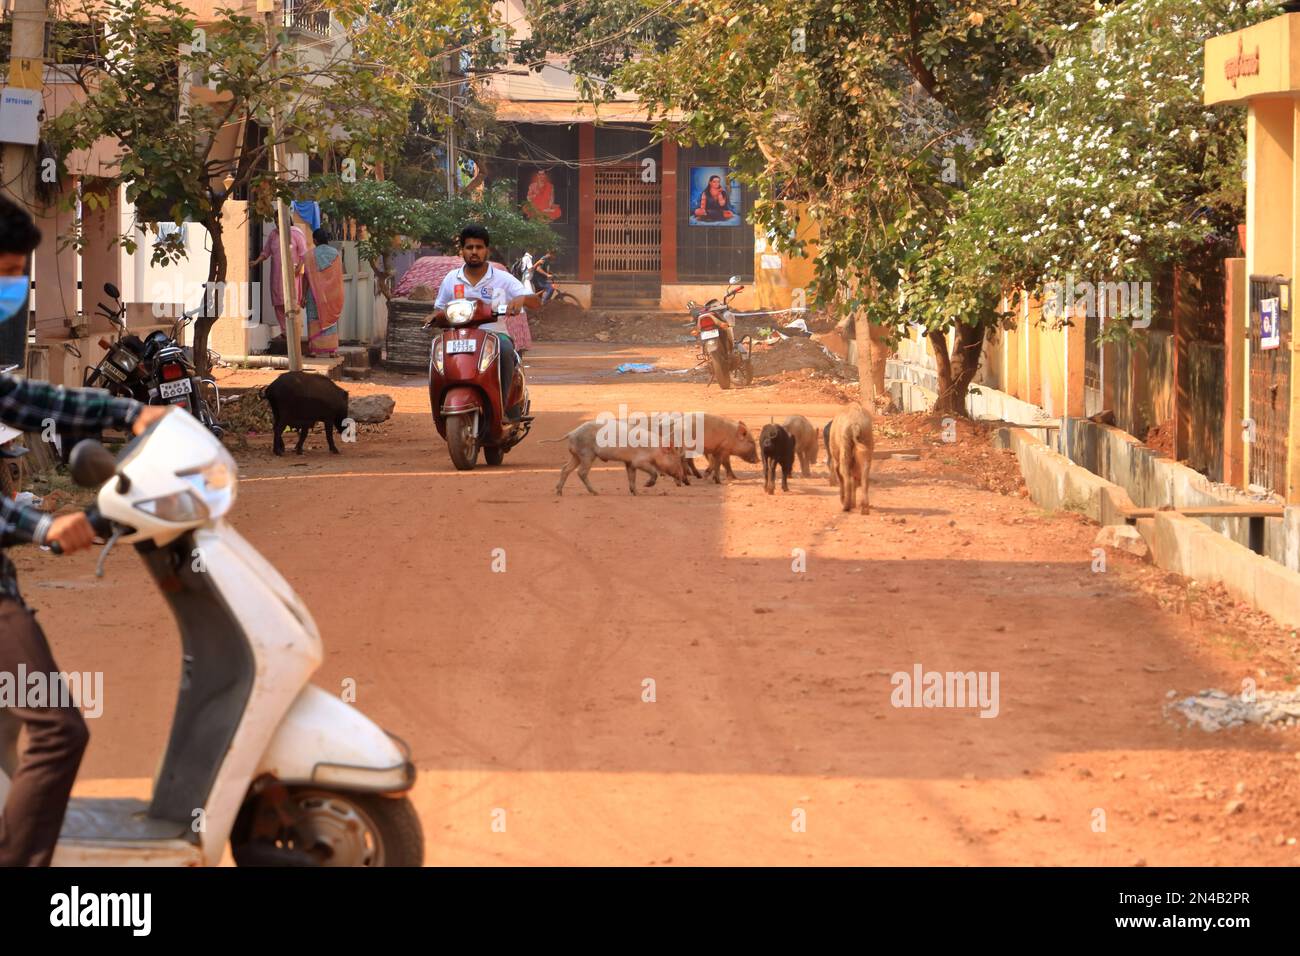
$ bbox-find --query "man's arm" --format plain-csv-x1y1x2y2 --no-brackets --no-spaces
0,373,141,434
504,273,541,312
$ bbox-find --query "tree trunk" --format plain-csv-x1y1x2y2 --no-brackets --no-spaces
194,214,227,377
930,323,984,416
374,252,394,302
855,312,888,409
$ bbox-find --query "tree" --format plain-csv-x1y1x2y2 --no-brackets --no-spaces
314,177,556,299
44,0,488,371
909,0,1275,354
612,0,1093,413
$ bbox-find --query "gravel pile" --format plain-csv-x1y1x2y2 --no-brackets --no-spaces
1165,688,1300,732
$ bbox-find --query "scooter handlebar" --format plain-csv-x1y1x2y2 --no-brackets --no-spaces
46,506,115,556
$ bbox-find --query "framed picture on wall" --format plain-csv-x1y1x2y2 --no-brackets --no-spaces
688,167,742,226
518,167,567,224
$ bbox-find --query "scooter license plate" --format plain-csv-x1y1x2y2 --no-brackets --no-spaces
700,329,720,340
159,378,193,399
446,339,477,354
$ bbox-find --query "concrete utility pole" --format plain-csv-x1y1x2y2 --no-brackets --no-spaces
445,51,456,197
259,0,303,371
1,0,47,214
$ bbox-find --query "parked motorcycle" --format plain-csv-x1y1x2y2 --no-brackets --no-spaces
687,275,754,390
0,412,422,865
83,282,224,437
427,297,532,470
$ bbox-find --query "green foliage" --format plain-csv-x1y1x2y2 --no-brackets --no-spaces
904,0,1278,339
313,177,558,290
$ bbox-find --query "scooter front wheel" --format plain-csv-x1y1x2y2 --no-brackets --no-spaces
232,788,424,867
446,414,479,470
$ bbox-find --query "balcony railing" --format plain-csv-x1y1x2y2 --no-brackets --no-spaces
284,0,330,37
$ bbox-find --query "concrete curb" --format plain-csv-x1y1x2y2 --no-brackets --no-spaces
992,426,1138,526
996,426,1300,629
1141,512,1300,628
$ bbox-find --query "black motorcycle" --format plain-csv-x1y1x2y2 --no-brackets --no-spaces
83,283,223,437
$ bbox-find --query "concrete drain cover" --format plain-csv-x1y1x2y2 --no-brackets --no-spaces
1165,688,1300,732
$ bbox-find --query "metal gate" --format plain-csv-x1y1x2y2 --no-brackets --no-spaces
594,166,661,273
1083,310,1104,416
1248,275,1291,494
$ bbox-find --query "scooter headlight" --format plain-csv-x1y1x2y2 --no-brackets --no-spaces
477,332,499,372
135,490,210,523
432,334,445,374
175,450,238,519
446,299,475,326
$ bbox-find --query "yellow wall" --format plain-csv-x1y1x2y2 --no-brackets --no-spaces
753,201,820,310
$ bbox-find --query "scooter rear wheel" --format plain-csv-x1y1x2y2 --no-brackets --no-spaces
446,414,479,470
710,352,730,390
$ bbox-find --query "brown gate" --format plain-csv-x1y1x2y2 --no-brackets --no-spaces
1248,275,1291,494
594,166,661,273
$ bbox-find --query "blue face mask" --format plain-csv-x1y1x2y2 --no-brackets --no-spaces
0,276,29,322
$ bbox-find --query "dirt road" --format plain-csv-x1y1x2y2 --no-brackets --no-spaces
20,342,1300,865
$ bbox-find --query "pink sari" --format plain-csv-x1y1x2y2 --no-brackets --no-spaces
304,244,344,356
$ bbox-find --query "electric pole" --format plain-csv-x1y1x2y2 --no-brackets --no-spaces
1,0,47,214
259,0,303,371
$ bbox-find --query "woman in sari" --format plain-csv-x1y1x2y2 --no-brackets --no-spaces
303,227,343,356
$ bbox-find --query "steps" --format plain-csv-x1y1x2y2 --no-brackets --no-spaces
590,273,661,309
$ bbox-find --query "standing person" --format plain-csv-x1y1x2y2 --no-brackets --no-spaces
430,225,541,420
532,251,556,305
302,228,343,357
250,222,308,343
0,194,169,866
519,250,535,294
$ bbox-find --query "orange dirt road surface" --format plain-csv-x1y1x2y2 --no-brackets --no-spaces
18,342,1300,866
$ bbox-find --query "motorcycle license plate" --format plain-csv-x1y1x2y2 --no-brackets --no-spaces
700,329,720,340
159,378,193,399
447,339,477,354
102,362,127,383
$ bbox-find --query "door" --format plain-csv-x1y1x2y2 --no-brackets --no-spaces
594,166,661,274
1248,275,1290,494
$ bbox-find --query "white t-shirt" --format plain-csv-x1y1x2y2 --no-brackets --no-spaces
435,264,526,336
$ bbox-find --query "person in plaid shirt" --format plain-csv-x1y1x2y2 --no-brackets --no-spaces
0,195,168,866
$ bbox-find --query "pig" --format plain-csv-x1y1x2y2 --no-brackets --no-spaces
827,404,874,514
694,414,758,483
544,421,687,496
782,414,818,478
264,371,350,456
823,420,836,486
759,423,795,494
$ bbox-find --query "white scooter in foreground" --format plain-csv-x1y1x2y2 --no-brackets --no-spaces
0,412,422,866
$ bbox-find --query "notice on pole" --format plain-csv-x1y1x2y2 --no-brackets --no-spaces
1260,297,1281,350
0,87,40,145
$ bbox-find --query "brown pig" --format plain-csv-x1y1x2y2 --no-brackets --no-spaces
782,414,818,478
545,421,687,496
692,413,758,483
827,404,874,514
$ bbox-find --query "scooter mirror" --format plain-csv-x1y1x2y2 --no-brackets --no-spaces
103,282,121,300
727,276,742,286
69,440,118,489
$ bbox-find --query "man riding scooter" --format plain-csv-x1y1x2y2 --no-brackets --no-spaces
427,225,541,422
0,195,169,866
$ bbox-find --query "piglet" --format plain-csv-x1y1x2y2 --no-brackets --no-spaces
264,370,350,456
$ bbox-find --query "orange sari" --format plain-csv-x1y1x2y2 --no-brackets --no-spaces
304,243,343,356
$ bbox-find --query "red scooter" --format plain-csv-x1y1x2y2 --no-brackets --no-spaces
427,297,532,470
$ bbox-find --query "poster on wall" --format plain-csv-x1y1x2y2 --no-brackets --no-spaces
1261,297,1281,350
688,167,742,226
518,167,566,224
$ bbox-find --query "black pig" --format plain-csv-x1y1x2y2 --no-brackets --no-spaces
264,371,349,456
759,423,795,495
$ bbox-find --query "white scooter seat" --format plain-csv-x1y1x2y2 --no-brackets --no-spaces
59,798,192,842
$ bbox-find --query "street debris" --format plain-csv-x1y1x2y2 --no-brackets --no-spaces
348,393,395,423
1094,524,1150,559
1165,688,1300,732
